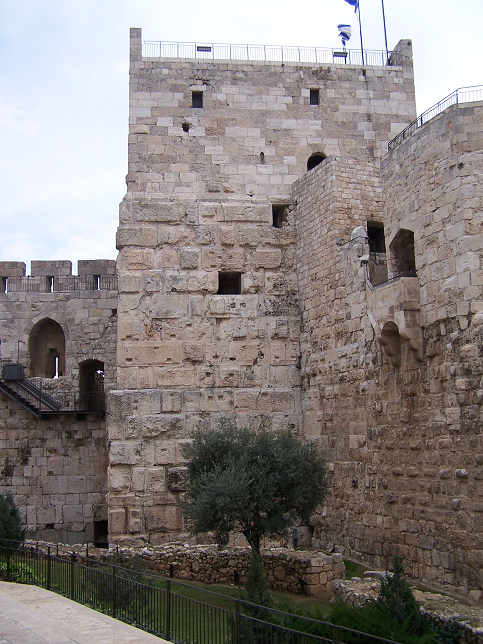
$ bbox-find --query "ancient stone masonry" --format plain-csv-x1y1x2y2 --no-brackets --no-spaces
0,260,117,544
109,29,416,546
297,101,483,599
2,26,483,599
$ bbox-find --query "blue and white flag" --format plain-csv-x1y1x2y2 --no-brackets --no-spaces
344,0,359,12
337,24,352,47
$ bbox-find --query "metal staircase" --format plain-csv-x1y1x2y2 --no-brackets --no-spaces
0,364,105,420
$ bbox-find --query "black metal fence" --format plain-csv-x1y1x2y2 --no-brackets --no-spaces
388,84,483,152
0,540,401,644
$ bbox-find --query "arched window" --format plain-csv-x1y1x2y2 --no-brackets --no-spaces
307,153,327,172
389,229,417,278
79,359,105,412
29,319,66,377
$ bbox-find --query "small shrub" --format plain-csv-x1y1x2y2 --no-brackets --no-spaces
0,491,24,548
0,561,44,585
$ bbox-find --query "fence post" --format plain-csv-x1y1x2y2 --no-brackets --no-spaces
6,545,11,577
333,624,340,644
235,599,241,644
166,579,171,641
112,564,117,619
70,553,75,600
47,547,51,591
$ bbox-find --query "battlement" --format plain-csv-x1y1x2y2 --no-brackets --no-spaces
0,260,117,293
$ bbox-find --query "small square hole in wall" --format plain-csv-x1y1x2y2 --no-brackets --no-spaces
272,204,289,228
218,272,242,294
310,89,320,105
192,91,203,108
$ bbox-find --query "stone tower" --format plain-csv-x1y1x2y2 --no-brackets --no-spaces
109,28,416,543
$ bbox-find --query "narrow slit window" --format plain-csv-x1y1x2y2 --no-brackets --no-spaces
310,89,320,105
192,91,203,108
218,272,242,295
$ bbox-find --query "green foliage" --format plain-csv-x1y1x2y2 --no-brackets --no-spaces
0,562,44,585
0,491,24,548
244,549,273,610
422,614,460,644
181,419,328,554
378,555,422,634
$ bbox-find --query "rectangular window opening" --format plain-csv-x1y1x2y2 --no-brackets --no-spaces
309,89,320,106
192,91,203,108
367,222,386,253
218,272,242,295
272,204,290,228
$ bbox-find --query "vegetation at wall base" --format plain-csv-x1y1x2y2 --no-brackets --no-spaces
0,492,24,548
285,556,460,644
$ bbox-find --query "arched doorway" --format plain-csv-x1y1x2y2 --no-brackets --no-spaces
389,229,417,278
29,319,66,378
79,359,105,412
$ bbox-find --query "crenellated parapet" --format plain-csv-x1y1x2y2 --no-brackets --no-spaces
0,260,117,294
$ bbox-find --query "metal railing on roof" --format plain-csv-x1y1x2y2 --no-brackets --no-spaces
143,40,402,67
388,85,483,152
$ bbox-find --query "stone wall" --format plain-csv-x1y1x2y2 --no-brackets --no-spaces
0,260,117,543
47,542,344,598
291,102,483,598
108,28,416,545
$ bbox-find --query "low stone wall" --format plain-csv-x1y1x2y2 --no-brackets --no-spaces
32,541,344,599
137,545,344,598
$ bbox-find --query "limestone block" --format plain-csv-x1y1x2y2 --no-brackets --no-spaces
117,225,158,249
265,273,298,295
220,366,240,387
31,260,72,276
183,343,204,363
180,249,200,269
119,341,182,366
109,508,127,534
145,505,183,532
202,249,246,271
147,467,166,492
150,294,189,318
118,249,154,271
153,367,197,388
125,414,184,439
109,441,143,465
161,391,182,413
220,226,235,246
108,467,131,491
253,249,282,269
133,200,182,223
242,272,264,293
227,340,260,365
0,262,26,277
127,508,143,533
63,505,84,523
223,204,271,223
199,389,234,412
199,202,224,222
154,441,177,465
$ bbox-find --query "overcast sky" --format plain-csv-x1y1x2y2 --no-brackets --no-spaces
1,0,482,273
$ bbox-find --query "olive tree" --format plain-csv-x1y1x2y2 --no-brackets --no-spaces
181,419,328,603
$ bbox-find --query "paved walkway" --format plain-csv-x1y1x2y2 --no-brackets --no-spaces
0,581,169,644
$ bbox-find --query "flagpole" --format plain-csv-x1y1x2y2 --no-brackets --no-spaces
381,0,389,62
357,1,364,65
